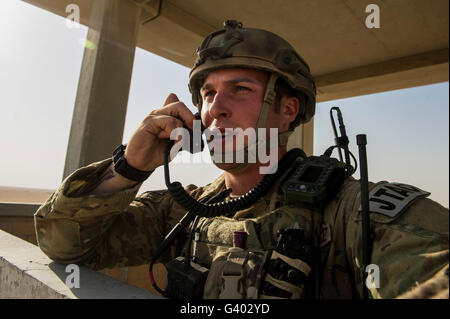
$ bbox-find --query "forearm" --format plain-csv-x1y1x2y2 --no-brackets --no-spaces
34,159,142,266
90,162,141,196
34,157,203,270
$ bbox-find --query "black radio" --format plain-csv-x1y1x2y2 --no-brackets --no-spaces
165,257,209,299
281,155,347,207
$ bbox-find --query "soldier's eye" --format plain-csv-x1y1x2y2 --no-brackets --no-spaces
236,86,251,91
203,90,215,98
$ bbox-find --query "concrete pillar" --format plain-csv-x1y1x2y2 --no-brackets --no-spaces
63,0,141,179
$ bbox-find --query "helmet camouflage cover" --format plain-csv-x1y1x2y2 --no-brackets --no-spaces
189,20,316,127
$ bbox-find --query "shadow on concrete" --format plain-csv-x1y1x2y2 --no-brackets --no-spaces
48,262,162,299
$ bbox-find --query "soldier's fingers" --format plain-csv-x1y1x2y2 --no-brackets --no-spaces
163,93,179,106
145,114,184,140
149,102,195,130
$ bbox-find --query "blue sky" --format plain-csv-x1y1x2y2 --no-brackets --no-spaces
0,0,448,207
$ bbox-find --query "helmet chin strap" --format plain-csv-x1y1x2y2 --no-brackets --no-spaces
210,74,293,174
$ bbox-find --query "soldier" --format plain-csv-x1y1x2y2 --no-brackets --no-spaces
34,20,448,299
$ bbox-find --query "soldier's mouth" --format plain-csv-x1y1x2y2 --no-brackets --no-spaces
205,127,235,143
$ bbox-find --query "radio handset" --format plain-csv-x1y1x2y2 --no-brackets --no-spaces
178,112,205,154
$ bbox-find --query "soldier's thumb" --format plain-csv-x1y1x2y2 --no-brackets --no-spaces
163,93,179,106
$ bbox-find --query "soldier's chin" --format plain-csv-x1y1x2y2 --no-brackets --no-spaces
209,148,254,170
212,161,242,171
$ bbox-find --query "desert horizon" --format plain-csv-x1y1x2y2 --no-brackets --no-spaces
0,186,54,204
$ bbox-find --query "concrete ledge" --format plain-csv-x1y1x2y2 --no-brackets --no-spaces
0,229,162,299
0,203,41,217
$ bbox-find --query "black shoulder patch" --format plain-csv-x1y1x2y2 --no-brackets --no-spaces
359,182,430,218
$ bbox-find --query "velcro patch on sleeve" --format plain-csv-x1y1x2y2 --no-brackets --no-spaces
359,182,431,218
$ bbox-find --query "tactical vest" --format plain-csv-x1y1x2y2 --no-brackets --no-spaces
188,202,318,299
163,153,347,298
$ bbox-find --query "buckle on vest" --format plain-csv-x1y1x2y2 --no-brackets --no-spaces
219,274,243,299
218,248,247,298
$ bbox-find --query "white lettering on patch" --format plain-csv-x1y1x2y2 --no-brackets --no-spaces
359,183,430,217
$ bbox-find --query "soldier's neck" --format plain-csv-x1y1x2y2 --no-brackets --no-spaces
224,147,286,196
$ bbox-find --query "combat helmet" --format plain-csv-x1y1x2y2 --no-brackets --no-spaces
189,20,316,146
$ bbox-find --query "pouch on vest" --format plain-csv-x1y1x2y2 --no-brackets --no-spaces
260,228,313,299
203,246,270,299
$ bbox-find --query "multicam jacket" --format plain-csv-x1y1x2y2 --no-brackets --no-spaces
34,157,449,299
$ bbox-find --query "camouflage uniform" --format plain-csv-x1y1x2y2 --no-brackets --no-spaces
34,157,449,299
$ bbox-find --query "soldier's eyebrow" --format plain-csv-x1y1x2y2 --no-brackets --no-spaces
200,78,258,92
200,83,213,92
225,78,258,85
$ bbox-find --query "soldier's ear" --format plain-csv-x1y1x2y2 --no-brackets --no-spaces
280,96,299,126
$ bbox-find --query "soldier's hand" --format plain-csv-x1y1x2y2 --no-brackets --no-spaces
124,93,195,172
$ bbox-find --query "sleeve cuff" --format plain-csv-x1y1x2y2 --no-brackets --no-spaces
49,159,141,218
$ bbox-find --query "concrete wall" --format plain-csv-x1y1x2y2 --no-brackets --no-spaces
0,203,39,245
0,202,166,297
0,229,161,299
